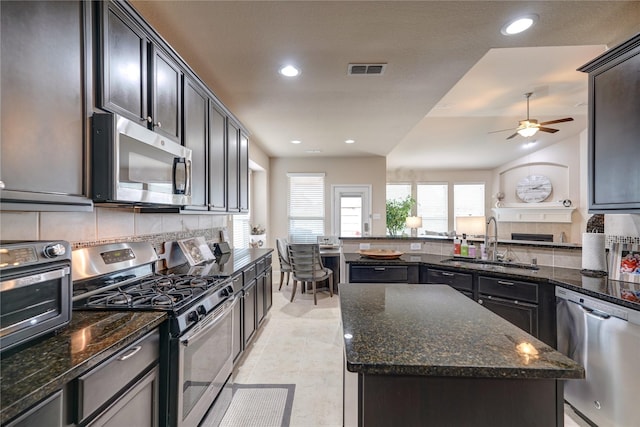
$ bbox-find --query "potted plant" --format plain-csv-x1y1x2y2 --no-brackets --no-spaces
249,224,266,248
386,196,415,236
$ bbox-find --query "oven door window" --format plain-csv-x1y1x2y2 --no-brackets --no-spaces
180,307,232,422
0,267,67,337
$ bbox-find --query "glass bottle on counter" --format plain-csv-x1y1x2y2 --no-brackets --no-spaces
453,236,461,255
460,234,469,257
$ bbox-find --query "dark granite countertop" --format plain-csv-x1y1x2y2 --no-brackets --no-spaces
344,252,640,311
340,283,584,379
174,247,273,277
0,311,166,424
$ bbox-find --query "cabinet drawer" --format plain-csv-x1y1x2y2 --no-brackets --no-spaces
426,269,473,292
350,265,408,283
230,272,243,294
243,264,256,283
478,276,538,303
256,258,266,273
77,329,159,422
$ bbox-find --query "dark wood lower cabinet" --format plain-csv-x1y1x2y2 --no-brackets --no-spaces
243,279,257,346
478,295,538,337
256,272,265,325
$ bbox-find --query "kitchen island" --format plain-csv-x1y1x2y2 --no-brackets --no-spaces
340,283,584,427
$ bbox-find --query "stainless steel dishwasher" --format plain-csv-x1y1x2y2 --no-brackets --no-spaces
556,286,640,427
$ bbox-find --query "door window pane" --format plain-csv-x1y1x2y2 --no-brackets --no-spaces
340,196,362,237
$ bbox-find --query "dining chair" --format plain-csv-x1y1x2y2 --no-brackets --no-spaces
276,238,293,290
287,243,333,305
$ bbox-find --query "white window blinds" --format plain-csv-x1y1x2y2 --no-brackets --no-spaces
288,173,325,243
454,183,485,218
233,213,250,248
417,183,448,233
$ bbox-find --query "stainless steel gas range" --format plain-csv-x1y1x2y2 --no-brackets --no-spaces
72,242,235,427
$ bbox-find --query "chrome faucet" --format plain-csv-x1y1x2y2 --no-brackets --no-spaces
485,216,498,261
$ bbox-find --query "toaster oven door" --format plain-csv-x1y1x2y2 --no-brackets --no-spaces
0,264,72,352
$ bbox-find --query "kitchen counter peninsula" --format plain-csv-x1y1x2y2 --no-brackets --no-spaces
340,283,584,427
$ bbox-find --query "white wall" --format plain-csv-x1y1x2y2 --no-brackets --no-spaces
268,156,387,246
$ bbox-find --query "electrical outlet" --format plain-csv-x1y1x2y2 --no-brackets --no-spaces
359,243,371,250
410,243,421,250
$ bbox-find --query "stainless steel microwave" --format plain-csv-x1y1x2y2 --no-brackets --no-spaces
91,113,192,206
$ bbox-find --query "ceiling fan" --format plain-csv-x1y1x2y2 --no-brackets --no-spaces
493,92,574,140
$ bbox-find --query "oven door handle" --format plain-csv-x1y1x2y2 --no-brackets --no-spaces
180,297,234,347
0,267,70,292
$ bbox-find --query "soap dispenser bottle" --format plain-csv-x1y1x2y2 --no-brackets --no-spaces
460,234,469,257
453,236,461,255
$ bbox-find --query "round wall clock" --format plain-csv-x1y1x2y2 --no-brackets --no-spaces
516,175,552,203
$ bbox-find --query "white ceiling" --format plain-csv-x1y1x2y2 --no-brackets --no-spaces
131,1,640,170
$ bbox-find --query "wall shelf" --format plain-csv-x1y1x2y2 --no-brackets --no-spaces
492,205,575,223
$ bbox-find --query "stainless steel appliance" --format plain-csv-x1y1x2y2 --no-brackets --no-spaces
556,286,640,427
91,113,192,206
0,240,72,353
72,242,234,427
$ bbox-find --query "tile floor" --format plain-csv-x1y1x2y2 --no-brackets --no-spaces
232,279,592,427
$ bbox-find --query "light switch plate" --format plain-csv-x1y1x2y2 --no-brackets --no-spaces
359,243,371,250
410,243,421,250
372,213,381,220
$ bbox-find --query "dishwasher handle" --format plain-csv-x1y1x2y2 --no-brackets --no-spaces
577,303,612,320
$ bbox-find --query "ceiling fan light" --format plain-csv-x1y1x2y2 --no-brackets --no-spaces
517,127,539,138
279,64,300,77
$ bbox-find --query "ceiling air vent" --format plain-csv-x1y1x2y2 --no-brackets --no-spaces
348,63,387,76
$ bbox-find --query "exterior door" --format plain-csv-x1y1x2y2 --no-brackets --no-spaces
332,185,371,237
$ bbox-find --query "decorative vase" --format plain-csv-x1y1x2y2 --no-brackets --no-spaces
249,234,266,248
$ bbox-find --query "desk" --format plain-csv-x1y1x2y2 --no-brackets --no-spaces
320,247,341,294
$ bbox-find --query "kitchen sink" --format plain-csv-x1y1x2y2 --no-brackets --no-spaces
441,257,539,271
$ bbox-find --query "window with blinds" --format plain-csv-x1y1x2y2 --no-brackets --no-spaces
233,213,250,248
454,183,485,218
417,183,448,233
288,173,325,243
386,183,411,202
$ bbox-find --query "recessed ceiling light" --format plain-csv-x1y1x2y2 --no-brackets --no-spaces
291,140,301,144
501,14,538,35
279,65,300,77
345,139,355,144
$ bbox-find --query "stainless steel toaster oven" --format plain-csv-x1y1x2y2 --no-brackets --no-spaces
0,240,72,353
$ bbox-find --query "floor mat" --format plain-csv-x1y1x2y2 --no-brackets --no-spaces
219,383,295,427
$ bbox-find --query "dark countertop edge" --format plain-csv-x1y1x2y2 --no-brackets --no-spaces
340,236,581,250
0,312,166,425
344,252,640,311
345,361,585,379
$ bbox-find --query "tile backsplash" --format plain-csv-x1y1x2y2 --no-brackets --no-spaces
0,207,228,252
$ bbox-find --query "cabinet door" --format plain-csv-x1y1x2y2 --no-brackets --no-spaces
243,281,257,345
232,296,243,363
208,105,227,211
590,48,640,210
0,1,87,202
88,366,159,427
226,121,240,212
239,131,250,212
183,77,208,209
6,390,63,427
478,295,538,338
265,268,273,312
256,273,265,325
424,268,473,292
100,2,148,122
150,47,182,141
350,265,408,283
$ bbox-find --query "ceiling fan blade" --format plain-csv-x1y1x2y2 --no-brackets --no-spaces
539,117,574,126
506,132,519,140
538,127,559,133
488,128,515,134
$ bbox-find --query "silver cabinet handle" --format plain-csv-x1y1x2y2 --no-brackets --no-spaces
441,272,454,277
118,345,142,361
497,280,514,286
374,267,386,271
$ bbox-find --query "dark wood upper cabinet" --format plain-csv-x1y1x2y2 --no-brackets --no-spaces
99,1,182,143
579,33,640,212
183,77,209,209
239,131,250,212
209,104,228,211
226,121,240,212
0,0,92,211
